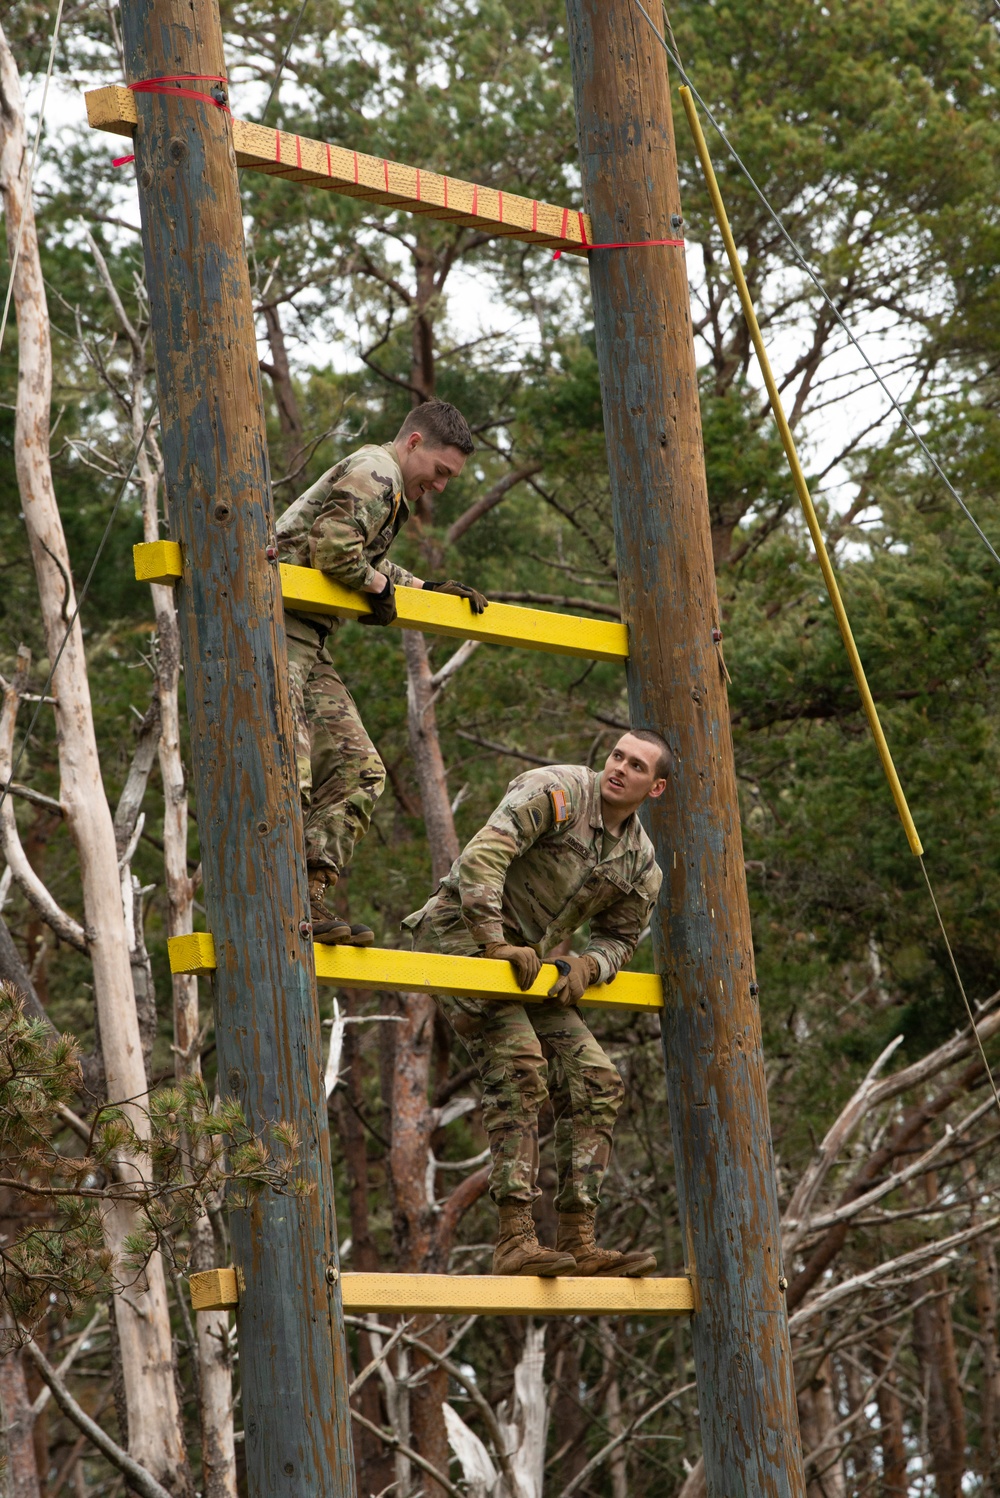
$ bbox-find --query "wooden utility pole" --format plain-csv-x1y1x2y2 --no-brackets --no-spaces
563,4,807,1493
117,3,356,1494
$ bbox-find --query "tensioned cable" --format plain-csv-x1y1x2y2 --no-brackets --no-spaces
681,81,923,857
667,32,1000,1107
0,408,156,820
0,0,66,359
258,0,310,126
920,856,1000,1115
631,0,1000,573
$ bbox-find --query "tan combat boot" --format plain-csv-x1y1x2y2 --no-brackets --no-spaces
556,1210,657,1277
307,869,375,946
492,1202,576,1277
307,868,351,944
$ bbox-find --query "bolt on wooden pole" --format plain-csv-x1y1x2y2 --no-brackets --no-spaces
563,4,807,1492
116,3,356,1493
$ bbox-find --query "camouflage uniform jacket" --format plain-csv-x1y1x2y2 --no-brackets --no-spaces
406,765,663,984
276,443,418,630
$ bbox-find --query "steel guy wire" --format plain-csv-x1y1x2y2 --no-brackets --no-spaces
643,7,1000,1110
0,407,157,821
633,0,1000,572
920,856,1000,1116
0,0,66,360
258,0,310,126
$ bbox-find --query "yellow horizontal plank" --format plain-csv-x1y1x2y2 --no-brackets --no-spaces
190,1267,692,1316
132,543,628,661
281,565,628,661
169,934,662,1011
84,87,592,256
314,945,663,1011
345,1273,693,1316
134,539,182,584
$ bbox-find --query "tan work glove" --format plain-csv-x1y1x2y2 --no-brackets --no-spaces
548,953,600,1008
483,942,541,991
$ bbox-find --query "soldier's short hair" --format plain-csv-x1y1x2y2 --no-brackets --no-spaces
397,400,474,455
623,728,673,779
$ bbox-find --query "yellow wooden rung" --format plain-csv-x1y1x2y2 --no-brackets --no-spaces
167,931,217,976
85,87,593,257
132,543,627,661
315,945,663,1011
282,565,627,661
134,539,182,584
190,1267,238,1310
168,935,663,1012
190,1267,693,1316
345,1273,692,1316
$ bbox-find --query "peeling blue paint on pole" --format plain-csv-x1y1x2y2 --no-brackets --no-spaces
117,3,357,1493
563,2,807,1492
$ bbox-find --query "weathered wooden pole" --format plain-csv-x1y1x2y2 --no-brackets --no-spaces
563,5,806,1493
117,3,356,1493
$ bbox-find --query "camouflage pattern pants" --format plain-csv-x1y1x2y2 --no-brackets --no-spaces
411,903,624,1210
285,614,385,874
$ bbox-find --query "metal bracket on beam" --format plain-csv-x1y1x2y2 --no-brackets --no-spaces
189,1267,693,1316
86,86,594,257
167,933,664,1012
134,542,629,661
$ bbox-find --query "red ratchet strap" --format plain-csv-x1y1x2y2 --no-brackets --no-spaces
114,76,229,168
129,74,230,109
554,236,685,261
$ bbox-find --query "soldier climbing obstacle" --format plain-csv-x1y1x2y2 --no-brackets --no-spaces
403,729,669,1277
277,400,487,945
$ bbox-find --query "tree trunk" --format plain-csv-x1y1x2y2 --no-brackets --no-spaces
391,632,466,1491
911,1276,966,1497
870,1325,907,1498
260,302,304,478
797,1356,845,1498
0,30,190,1495
410,249,437,407
599,1325,629,1498
111,288,237,1498
910,1156,965,1498
332,1007,395,1497
0,1352,41,1498
840,1353,872,1485
965,1157,1000,1486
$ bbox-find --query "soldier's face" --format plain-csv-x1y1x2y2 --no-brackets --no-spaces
600,735,668,816
397,432,468,504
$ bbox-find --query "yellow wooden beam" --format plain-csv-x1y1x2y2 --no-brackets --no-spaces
168,934,663,1012
133,543,628,661
86,86,593,256
134,539,183,584
166,932,219,977
190,1267,238,1310
314,945,663,1010
190,1266,692,1316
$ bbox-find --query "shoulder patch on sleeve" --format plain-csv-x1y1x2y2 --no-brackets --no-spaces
549,787,570,825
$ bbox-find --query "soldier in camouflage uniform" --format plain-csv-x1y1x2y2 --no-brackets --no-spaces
277,400,487,944
403,730,670,1276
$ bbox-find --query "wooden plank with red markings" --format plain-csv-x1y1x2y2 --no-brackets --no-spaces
85,84,593,256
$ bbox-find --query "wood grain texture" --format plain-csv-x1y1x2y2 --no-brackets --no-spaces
190,1267,238,1310
563,3,806,1493
132,543,629,659
117,4,356,1494
190,1268,694,1316
85,84,593,255
168,936,663,1010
